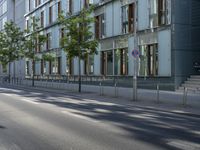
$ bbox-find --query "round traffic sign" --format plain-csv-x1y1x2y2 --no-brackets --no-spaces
132,49,139,58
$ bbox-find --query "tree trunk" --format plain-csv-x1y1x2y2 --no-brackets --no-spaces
8,62,11,83
32,60,35,87
78,57,81,92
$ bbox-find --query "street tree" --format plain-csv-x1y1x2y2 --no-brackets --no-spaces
58,6,98,92
0,22,25,83
24,17,46,86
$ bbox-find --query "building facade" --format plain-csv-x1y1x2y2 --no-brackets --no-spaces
1,0,200,89
0,0,26,79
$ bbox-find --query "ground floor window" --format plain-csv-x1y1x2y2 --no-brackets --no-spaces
49,61,52,74
25,61,29,75
40,60,47,75
101,51,113,75
101,49,128,76
52,57,61,75
139,44,158,76
2,65,7,73
41,60,44,75
84,55,94,75
114,49,128,75
66,57,73,75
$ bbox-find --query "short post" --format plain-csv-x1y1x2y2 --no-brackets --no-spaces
133,75,137,101
114,82,118,98
99,82,102,96
183,87,188,106
156,83,160,103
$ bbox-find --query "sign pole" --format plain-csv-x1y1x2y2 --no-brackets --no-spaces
132,50,139,101
133,58,137,101
133,0,138,101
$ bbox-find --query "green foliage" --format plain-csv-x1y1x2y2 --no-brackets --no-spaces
58,5,98,60
0,21,25,66
24,17,47,60
42,52,56,62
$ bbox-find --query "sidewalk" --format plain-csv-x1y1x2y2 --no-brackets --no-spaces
1,82,200,116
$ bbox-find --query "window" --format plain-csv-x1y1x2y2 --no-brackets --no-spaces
41,59,44,74
26,61,30,75
26,19,29,30
32,16,36,31
122,3,135,34
35,0,37,8
2,1,7,14
2,17,7,29
29,0,31,11
150,0,167,28
114,49,128,75
60,28,64,46
66,0,72,14
35,0,41,8
85,0,93,8
57,57,61,75
58,1,62,16
139,44,158,76
49,61,52,74
41,11,44,27
158,0,167,25
95,14,105,39
46,33,51,50
128,3,134,32
49,6,52,24
101,51,113,75
84,55,94,75
35,38,38,52
66,57,73,75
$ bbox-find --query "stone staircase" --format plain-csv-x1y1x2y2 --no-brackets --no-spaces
178,75,200,94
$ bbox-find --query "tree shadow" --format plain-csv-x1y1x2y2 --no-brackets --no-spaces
0,85,200,150
0,125,6,129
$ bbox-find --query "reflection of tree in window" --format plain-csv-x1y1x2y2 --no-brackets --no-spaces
139,44,158,76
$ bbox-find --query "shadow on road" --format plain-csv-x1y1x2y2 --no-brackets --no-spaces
0,86,200,150
0,125,6,129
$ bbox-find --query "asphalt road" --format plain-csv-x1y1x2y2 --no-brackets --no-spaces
0,86,200,150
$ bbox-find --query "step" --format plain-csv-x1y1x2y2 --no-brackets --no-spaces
182,83,200,89
177,88,200,94
185,80,200,85
190,75,200,79
187,78,200,82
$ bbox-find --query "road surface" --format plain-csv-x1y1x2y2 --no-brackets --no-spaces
0,86,200,150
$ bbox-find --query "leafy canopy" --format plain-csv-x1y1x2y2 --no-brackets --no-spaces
24,17,46,60
0,21,25,65
58,6,98,59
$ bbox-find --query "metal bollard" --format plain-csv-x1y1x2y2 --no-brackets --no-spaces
133,76,137,101
156,84,160,103
114,82,118,98
99,82,102,96
183,87,188,106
